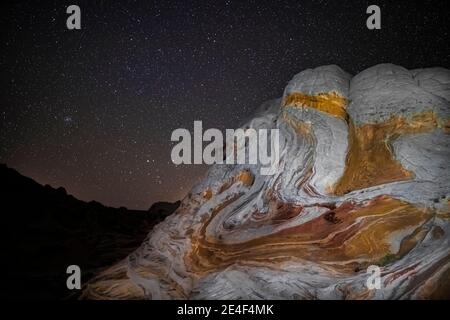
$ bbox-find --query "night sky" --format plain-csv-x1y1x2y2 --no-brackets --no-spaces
2,0,449,209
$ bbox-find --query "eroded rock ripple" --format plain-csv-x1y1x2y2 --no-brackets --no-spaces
84,64,450,300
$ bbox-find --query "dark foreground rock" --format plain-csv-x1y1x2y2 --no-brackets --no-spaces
0,164,179,299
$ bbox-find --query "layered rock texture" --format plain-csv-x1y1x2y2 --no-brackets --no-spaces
84,64,450,299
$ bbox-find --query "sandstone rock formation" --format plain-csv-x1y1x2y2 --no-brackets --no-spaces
84,64,450,299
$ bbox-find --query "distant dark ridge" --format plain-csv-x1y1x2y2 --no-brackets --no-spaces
0,164,180,300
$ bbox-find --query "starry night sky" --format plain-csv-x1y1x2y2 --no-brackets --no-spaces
2,0,449,209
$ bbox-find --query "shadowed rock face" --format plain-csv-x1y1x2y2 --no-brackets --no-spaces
84,64,450,300
1,164,179,300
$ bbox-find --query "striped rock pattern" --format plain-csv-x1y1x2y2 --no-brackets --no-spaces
84,64,450,299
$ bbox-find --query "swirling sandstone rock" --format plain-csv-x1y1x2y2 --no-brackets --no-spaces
84,64,450,300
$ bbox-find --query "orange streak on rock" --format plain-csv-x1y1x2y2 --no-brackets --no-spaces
283,92,445,196
281,112,313,136
186,196,432,275
219,169,254,194
202,188,213,200
343,196,430,258
332,111,441,195
283,92,348,120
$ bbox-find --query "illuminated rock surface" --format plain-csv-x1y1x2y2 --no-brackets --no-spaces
84,64,450,299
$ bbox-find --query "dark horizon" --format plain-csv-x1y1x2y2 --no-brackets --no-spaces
0,162,178,210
